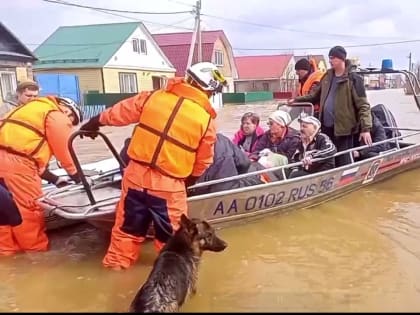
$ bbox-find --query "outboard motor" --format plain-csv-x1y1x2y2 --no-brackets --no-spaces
371,104,401,140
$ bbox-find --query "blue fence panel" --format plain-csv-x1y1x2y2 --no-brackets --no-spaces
81,104,106,121
35,73,81,104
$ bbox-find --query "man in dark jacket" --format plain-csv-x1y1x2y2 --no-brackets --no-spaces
353,113,388,160
290,46,372,167
290,115,337,178
189,133,264,195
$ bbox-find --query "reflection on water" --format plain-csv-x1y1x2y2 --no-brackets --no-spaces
1,89,420,312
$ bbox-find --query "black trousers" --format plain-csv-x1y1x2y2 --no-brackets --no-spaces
322,126,355,167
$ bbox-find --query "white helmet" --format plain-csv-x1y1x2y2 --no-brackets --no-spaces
268,110,292,127
58,97,83,126
186,62,227,93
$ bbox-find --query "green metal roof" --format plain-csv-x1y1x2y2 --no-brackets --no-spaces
33,22,140,69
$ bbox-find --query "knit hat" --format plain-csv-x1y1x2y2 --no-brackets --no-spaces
328,46,347,61
295,58,311,71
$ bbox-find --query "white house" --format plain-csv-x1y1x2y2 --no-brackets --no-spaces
33,22,176,94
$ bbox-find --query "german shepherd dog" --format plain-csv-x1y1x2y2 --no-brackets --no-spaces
129,214,228,313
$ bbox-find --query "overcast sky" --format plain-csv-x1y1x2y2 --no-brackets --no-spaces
2,0,419,69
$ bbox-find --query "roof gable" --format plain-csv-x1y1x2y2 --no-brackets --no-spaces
157,44,214,77
235,54,293,80
153,30,224,46
152,30,229,77
0,22,37,61
34,22,140,69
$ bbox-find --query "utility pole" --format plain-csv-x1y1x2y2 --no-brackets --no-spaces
186,0,201,70
197,0,202,62
408,52,412,72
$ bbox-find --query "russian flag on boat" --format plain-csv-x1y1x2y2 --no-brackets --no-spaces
338,166,359,186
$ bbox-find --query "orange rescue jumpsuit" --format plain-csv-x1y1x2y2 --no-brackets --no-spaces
98,78,217,269
0,96,78,255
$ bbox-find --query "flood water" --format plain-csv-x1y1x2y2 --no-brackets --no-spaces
1,89,420,312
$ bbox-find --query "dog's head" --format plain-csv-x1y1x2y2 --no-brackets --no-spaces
180,214,227,254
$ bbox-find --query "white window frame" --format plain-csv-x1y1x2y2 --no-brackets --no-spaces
0,70,17,101
214,50,224,66
132,38,140,53
140,39,147,55
132,38,147,55
119,72,138,93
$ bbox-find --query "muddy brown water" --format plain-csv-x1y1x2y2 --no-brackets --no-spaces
1,89,420,312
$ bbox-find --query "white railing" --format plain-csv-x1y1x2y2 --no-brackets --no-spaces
187,130,420,189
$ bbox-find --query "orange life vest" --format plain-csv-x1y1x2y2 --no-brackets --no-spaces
0,96,61,170
127,85,213,179
299,70,325,96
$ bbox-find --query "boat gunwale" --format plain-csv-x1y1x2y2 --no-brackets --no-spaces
38,136,420,221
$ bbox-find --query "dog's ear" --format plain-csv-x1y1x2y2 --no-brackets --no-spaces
180,214,199,235
180,214,195,230
201,220,211,230
180,214,190,227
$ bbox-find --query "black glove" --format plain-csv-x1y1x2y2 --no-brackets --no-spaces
41,168,59,185
79,115,102,139
41,168,71,188
185,175,200,188
55,177,71,188
69,172,82,184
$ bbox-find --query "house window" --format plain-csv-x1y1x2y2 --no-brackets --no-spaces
132,39,140,53
214,50,223,66
140,39,147,55
132,38,147,55
119,72,138,93
262,82,269,91
0,71,17,101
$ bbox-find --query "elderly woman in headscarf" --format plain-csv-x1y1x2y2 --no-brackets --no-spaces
249,109,300,164
289,114,337,178
247,109,300,181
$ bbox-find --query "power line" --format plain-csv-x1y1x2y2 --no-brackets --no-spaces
21,38,420,52
39,0,195,32
40,0,409,41
166,0,194,8
148,16,194,33
202,13,407,40
86,7,194,31
41,0,192,15
233,39,420,52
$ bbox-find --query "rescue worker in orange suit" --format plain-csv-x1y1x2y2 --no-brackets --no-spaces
0,96,84,256
79,62,226,270
293,58,325,118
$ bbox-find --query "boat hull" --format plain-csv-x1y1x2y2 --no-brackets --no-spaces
61,143,420,232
